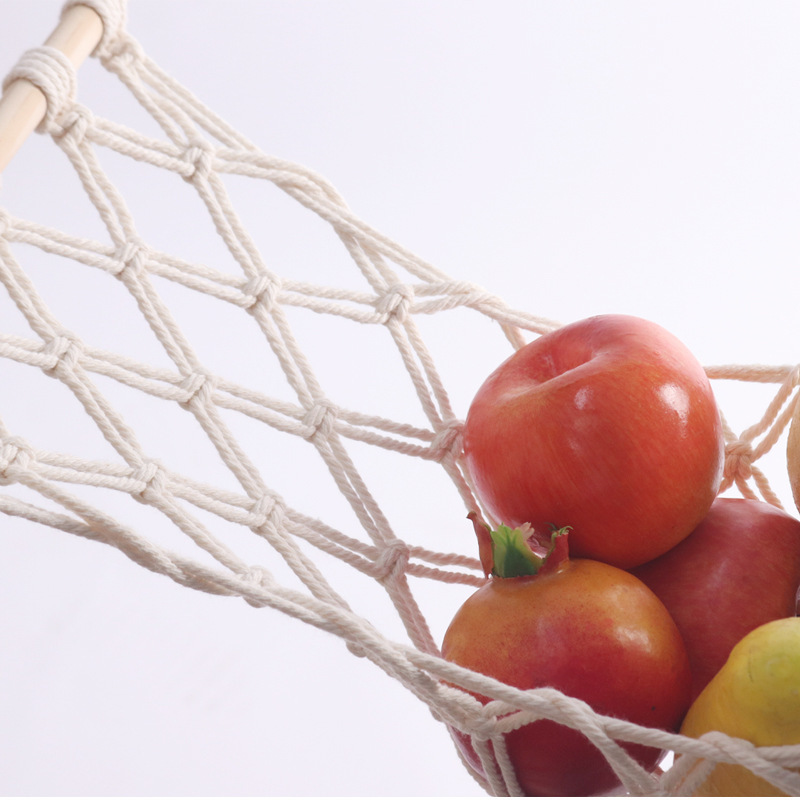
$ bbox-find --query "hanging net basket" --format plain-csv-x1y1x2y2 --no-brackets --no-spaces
2,1,800,795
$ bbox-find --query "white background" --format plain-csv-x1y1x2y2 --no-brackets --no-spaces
1,1,800,796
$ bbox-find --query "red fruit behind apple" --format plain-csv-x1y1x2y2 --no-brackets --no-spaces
632,497,800,701
463,314,725,569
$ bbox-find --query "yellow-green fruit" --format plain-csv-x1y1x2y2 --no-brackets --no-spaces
679,617,800,796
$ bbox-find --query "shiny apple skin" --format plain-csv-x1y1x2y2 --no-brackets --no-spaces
441,559,692,796
463,314,725,569
632,496,800,702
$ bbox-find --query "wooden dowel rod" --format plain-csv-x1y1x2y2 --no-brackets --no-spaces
0,4,104,174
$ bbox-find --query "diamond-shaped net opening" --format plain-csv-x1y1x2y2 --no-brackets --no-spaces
2,1,800,795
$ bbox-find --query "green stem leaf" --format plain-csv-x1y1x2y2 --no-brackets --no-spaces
468,512,572,579
490,524,543,578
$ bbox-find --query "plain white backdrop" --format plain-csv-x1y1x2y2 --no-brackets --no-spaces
1,1,800,796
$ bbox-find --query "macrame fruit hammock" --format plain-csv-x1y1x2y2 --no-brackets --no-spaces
1,1,800,795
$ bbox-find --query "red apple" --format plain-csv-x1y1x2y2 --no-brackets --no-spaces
632,497,800,701
463,314,725,569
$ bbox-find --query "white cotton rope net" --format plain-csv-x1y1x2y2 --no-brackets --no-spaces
2,1,800,796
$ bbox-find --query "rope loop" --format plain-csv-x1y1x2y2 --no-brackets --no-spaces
4,46,77,134
99,31,144,70
62,0,129,61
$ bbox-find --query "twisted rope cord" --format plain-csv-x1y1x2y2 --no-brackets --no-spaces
2,1,800,795
2,45,76,132
407,649,800,795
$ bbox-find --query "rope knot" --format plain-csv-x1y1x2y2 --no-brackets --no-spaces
243,565,275,587
132,460,167,503
376,283,414,325
439,685,503,742
302,400,337,442
51,104,94,145
250,492,286,532
113,239,148,282
471,706,508,743
242,275,279,312
42,332,83,377
4,46,77,134
0,437,34,485
243,565,278,607
724,439,754,483
179,370,215,407
182,142,215,184
373,539,410,582
101,34,144,69
428,419,464,463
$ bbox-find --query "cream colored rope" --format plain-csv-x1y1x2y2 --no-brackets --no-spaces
1,1,799,795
